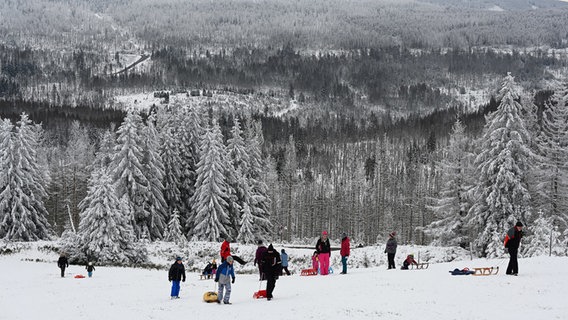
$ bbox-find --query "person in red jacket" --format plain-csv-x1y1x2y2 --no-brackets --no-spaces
220,238,247,265
340,233,350,274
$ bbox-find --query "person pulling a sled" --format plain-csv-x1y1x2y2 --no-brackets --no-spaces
504,221,524,276
168,257,186,299
215,255,236,304
254,240,268,280
262,244,282,301
401,254,418,270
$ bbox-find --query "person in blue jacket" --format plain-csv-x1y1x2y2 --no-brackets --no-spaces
215,255,236,304
280,249,291,276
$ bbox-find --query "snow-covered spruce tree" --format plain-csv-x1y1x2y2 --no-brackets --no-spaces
164,209,187,245
109,111,150,240
74,168,146,265
524,210,563,257
190,120,232,241
244,120,273,239
0,114,52,241
226,117,249,238
468,74,535,257
237,202,256,244
425,118,474,248
156,109,183,222
140,112,168,240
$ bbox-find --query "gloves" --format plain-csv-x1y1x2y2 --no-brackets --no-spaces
214,278,218,282
182,279,185,282
232,278,235,284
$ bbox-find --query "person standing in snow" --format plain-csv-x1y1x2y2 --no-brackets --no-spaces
315,231,331,275
262,244,282,301
215,255,236,304
280,249,291,276
57,253,69,278
504,221,524,276
86,262,95,278
168,257,186,299
385,232,397,270
340,233,350,274
254,240,268,280
311,251,319,272
220,238,247,265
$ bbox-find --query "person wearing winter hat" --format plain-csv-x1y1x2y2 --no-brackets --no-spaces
86,261,95,278
262,244,282,300
168,257,186,299
340,233,350,274
385,232,398,270
315,231,331,275
504,221,524,275
220,238,247,265
254,240,268,280
215,255,236,304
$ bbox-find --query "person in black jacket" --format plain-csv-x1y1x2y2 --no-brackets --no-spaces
262,244,281,301
504,221,524,276
57,253,69,278
168,257,186,299
315,231,331,275
86,262,95,278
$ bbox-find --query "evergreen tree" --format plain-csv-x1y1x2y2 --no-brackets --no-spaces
468,74,535,257
226,117,249,237
75,168,146,264
237,203,256,244
0,114,52,241
140,113,168,240
157,109,183,220
109,111,149,239
164,209,187,245
425,118,473,248
190,120,231,241
524,210,562,257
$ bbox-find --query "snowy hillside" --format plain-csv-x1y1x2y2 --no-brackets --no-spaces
1,241,566,320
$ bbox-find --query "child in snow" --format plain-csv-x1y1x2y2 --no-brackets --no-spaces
401,254,418,270
211,258,217,275
86,262,95,277
280,249,291,276
168,257,186,299
311,251,319,272
215,255,236,304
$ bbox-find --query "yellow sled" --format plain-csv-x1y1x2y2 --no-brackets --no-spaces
203,291,218,303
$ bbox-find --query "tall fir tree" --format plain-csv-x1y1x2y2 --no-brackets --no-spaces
0,114,52,241
164,209,187,245
157,109,183,221
468,74,535,257
190,120,232,241
425,118,474,248
109,111,149,239
75,168,146,264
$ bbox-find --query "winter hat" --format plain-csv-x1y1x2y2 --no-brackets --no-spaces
341,232,347,238
175,256,182,261
226,256,234,263
268,244,274,251
516,221,524,227
322,230,328,236
257,239,263,245
88,262,93,266
281,249,286,253
389,231,396,238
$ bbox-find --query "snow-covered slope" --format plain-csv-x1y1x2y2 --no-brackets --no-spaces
0,241,566,320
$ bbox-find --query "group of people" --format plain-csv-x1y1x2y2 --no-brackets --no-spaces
57,253,95,278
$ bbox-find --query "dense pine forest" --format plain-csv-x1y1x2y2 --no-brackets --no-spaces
1,0,568,264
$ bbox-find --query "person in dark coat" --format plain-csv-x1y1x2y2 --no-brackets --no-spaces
262,244,281,301
385,231,398,270
86,262,95,278
504,221,524,275
254,240,268,280
340,233,350,274
315,231,331,275
57,253,69,278
168,257,186,299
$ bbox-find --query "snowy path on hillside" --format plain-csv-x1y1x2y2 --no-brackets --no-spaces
1,255,566,320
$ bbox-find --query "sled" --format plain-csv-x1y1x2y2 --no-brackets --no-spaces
472,267,499,276
449,268,475,275
410,263,429,270
203,291,218,303
253,289,267,299
300,268,318,276
74,274,85,279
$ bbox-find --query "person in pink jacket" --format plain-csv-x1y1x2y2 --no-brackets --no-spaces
340,233,350,274
311,251,319,272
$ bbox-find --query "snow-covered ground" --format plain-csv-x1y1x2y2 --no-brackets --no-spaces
0,242,566,320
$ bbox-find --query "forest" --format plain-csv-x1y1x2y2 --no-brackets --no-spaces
1,0,568,263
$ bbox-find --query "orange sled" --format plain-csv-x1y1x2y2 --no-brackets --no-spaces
253,289,267,299
74,274,85,279
300,268,318,276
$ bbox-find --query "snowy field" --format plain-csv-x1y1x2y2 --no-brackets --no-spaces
1,243,567,320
